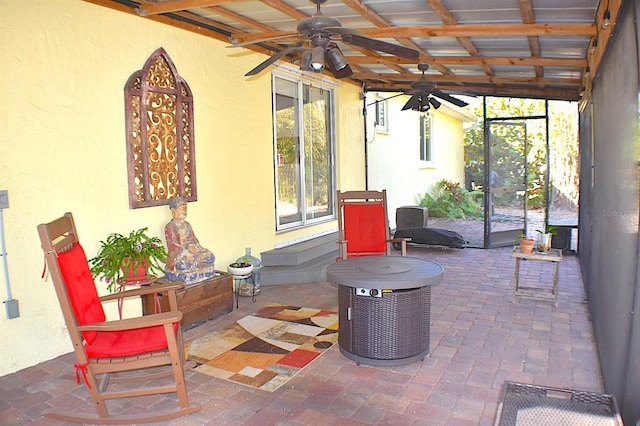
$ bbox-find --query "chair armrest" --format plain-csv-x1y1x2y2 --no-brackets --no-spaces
99,282,184,302
389,237,411,243
388,237,410,256
77,311,183,332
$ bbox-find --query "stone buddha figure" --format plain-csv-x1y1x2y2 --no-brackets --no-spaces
164,196,216,284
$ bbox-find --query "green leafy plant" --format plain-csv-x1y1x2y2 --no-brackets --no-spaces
230,255,251,268
514,232,534,245
417,180,483,219
537,225,557,235
88,228,168,292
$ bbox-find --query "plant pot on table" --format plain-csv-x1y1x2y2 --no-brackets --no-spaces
227,263,253,276
519,238,535,254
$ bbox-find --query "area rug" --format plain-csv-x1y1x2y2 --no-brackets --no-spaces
185,304,339,392
495,382,623,426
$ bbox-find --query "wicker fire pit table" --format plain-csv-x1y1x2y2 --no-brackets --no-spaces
326,256,444,366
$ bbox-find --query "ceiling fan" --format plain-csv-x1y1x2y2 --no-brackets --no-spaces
401,64,469,111
229,0,420,78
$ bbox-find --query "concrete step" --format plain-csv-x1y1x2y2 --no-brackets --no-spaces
260,232,338,266
260,251,338,285
259,232,339,285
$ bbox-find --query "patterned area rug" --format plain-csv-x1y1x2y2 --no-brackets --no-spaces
185,304,339,392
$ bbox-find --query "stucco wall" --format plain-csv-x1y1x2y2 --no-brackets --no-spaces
0,0,363,375
366,93,472,228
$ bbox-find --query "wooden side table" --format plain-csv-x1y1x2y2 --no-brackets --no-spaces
141,272,233,329
510,247,562,306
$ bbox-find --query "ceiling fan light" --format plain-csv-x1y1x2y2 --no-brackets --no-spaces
326,46,348,71
311,46,325,71
428,97,441,109
300,50,313,71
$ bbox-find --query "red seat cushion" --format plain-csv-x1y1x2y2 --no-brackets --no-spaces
85,324,176,358
343,203,387,254
57,243,105,344
57,243,177,358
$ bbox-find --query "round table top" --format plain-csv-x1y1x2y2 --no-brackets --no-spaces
326,256,444,290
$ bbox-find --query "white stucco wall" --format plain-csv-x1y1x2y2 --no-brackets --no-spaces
365,92,476,228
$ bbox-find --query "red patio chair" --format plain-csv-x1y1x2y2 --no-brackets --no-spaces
37,212,200,423
337,190,409,260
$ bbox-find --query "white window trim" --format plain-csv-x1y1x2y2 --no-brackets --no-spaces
420,113,434,166
272,70,337,232
375,99,389,133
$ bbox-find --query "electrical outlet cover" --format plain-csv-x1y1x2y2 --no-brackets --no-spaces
4,299,19,319
0,190,8,209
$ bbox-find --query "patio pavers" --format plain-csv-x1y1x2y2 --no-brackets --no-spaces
0,246,602,425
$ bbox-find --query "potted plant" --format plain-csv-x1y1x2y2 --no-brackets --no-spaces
89,228,168,292
227,255,253,276
516,233,535,254
536,225,557,252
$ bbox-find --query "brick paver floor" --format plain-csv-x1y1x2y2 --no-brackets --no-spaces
0,246,602,425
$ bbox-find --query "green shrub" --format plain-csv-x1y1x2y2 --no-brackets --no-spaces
418,180,483,219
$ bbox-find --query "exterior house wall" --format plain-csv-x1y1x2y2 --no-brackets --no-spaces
365,92,475,228
0,0,363,376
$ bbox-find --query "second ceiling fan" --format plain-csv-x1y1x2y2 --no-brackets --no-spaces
401,63,469,111
229,0,420,78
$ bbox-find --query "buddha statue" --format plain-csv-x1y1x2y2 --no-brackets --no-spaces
164,197,216,284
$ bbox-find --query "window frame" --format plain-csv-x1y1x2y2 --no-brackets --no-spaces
375,99,389,133
272,71,337,232
420,113,433,163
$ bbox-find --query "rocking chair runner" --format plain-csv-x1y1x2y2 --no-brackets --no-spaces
337,190,409,260
37,212,201,424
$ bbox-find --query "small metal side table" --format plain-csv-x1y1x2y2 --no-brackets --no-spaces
230,272,258,307
116,276,158,319
511,247,563,306
326,256,444,366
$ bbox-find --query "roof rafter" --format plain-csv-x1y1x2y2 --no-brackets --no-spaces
426,0,493,76
84,0,605,101
233,23,596,44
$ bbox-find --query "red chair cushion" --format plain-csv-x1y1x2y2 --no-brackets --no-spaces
85,324,176,358
343,203,387,254
57,243,105,344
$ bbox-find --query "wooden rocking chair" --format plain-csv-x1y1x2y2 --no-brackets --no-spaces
337,190,409,260
37,212,201,424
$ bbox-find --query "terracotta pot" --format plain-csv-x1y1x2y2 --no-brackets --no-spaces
519,238,535,254
122,258,149,282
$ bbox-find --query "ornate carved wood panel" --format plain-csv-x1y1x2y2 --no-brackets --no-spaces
125,47,197,209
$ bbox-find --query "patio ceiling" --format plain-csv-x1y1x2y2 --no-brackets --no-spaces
86,0,622,101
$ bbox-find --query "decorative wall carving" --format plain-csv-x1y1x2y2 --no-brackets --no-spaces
125,48,196,209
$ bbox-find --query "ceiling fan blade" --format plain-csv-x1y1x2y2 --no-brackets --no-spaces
432,89,469,107
228,34,298,48
342,34,419,60
245,43,304,76
402,95,421,111
323,26,359,36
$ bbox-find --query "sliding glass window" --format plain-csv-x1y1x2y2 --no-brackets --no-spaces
273,75,335,230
